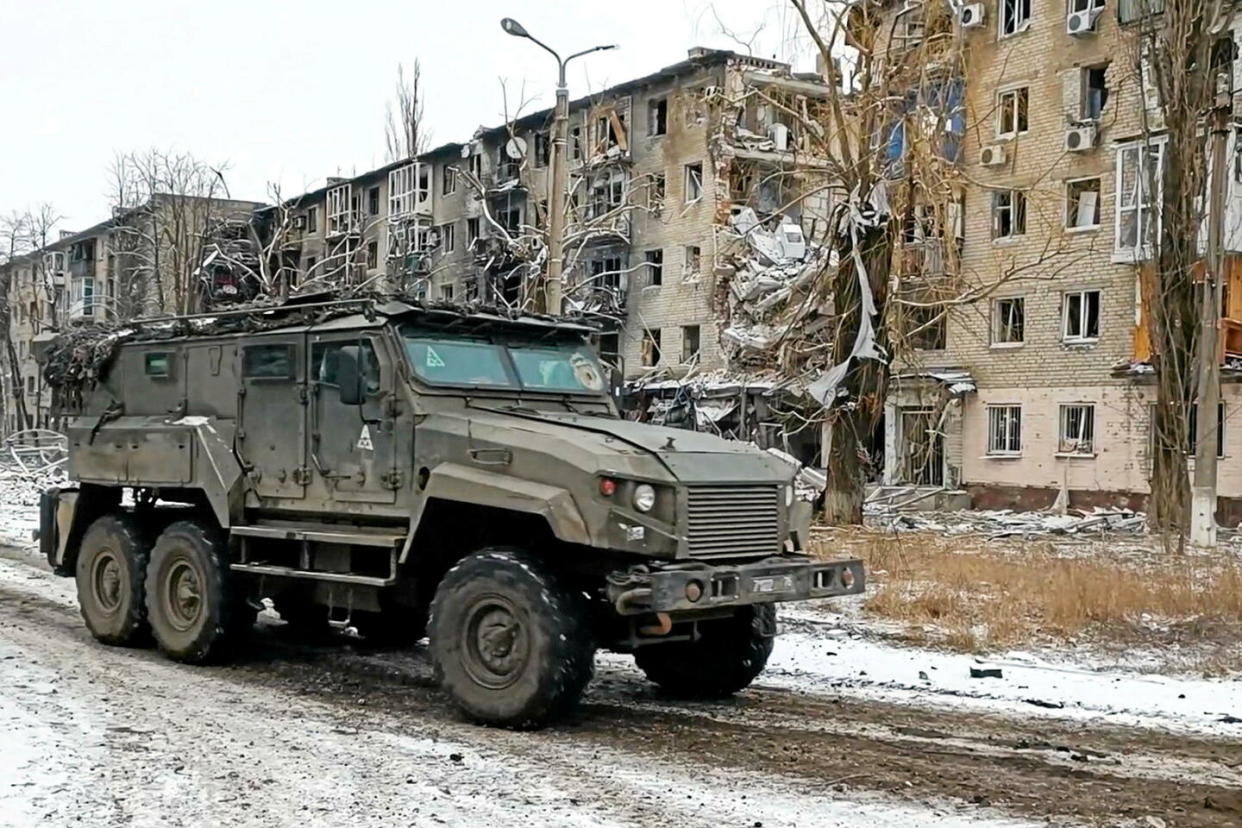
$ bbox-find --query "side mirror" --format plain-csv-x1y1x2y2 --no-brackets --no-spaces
337,345,363,405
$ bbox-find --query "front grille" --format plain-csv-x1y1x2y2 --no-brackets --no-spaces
685,485,781,558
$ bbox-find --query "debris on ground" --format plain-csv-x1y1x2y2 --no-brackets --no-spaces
864,505,1148,538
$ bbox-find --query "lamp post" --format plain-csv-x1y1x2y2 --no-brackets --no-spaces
501,17,615,315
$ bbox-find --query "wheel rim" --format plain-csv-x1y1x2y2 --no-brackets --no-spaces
164,558,203,632
91,550,123,614
460,595,529,690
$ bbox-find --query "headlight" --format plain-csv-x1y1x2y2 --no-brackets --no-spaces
785,484,794,507
633,483,656,513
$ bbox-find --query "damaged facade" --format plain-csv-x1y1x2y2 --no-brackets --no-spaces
1,195,264,430
872,0,1242,517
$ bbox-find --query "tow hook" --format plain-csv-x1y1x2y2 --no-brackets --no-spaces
638,612,672,636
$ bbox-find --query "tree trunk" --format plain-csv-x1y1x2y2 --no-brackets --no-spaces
823,223,892,525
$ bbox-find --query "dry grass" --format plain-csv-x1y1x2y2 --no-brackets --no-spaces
812,530,1242,664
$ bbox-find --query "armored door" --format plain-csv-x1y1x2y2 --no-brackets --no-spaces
309,332,399,504
237,336,307,499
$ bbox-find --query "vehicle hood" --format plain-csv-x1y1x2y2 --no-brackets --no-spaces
459,407,792,484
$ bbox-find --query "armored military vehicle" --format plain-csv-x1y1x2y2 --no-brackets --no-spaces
39,298,863,727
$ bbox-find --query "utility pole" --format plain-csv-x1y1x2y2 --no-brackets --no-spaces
1190,83,1232,549
500,17,615,315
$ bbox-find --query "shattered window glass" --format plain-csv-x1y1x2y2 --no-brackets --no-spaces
313,341,380,394
509,344,607,393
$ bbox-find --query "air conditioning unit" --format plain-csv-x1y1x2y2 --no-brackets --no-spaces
1066,8,1101,36
959,3,985,28
293,215,307,230
980,144,1007,167
768,123,790,151
1064,125,1097,152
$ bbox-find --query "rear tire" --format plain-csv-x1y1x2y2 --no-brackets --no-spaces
75,513,150,646
635,604,776,698
428,548,594,729
145,520,247,664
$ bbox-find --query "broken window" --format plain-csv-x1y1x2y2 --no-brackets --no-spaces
997,87,1029,137
1115,138,1165,258
389,166,418,218
649,173,666,211
306,255,318,275
366,241,378,269
684,162,703,203
645,249,663,286
498,205,522,234
648,97,668,136
1187,402,1226,457
642,328,662,367
683,245,702,278
589,256,624,292
368,186,380,216
1062,289,1101,342
1001,0,1032,36
992,190,1026,239
443,167,457,196
440,283,455,302
306,206,318,233
1059,404,1096,454
597,333,620,368
243,344,295,380
468,152,483,180
467,218,481,244
909,305,946,350
25,376,34,394
535,132,550,167
327,185,353,235
1069,0,1105,10
440,223,455,253
589,170,625,218
1083,66,1108,120
993,297,1025,344
682,325,701,362
1119,0,1165,23
1066,178,1101,229
570,126,582,161
987,405,1023,455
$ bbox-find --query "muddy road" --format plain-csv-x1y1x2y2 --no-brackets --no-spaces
1,544,1239,827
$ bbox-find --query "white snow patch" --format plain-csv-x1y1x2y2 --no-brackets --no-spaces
766,614,1242,737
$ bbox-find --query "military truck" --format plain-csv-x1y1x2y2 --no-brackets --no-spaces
39,298,863,728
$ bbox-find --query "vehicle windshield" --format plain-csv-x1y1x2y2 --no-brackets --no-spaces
402,330,608,394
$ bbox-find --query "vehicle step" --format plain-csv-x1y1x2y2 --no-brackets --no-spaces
229,562,394,587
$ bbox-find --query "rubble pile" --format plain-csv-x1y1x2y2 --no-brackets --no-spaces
865,506,1148,537
719,207,831,374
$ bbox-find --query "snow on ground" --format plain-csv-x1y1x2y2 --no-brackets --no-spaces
771,610,1242,738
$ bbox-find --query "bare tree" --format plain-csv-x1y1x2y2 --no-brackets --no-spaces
385,60,430,162
0,212,32,432
108,149,234,316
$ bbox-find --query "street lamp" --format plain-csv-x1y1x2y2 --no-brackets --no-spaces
501,17,616,315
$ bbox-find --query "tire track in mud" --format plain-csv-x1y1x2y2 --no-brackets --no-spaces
2,546,1241,827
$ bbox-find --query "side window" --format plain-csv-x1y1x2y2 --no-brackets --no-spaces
312,340,381,394
144,352,173,379
243,344,295,380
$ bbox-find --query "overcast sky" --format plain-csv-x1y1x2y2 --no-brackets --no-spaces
0,0,814,231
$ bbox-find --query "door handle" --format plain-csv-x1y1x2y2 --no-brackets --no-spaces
468,448,512,466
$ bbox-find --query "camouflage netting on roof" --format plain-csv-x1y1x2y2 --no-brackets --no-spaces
40,292,600,402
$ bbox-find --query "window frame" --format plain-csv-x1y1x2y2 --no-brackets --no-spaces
1114,137,1166,261
645,249,664,286
1062,289,1102,343
996,86,1029,139
684,162,704,204
648,97,668,136
986,405,1023,456
681,325,701,363
999,0,1032,37
242,343,296,381
992,296,1026,346
641,328,662,367
1065,177,1102,231
1058,403,1097,455
992,189,1027,240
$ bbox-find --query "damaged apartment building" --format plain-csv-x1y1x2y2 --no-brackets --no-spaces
266,48,834,462
871,0,1242,517
1,194,264,431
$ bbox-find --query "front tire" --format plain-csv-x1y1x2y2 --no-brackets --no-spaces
145,520,247,664
428,548,594,729
75,513,150,646
635,604,776,698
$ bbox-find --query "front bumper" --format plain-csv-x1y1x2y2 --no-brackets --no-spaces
607,555,865,615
